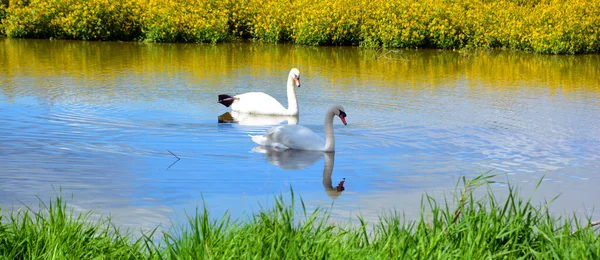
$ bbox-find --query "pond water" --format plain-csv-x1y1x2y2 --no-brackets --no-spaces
1,38,599,232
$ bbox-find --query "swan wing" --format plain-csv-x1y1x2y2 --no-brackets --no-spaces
251,134,290,149
264,125,325,151
232,92,287,115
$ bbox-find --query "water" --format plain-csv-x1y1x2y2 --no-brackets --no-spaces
1,38,599,232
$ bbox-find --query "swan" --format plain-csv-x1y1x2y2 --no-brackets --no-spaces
218,68,301,116
250,105,347,152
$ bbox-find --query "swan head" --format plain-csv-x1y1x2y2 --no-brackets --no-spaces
331,104,347,125
289,68,301,88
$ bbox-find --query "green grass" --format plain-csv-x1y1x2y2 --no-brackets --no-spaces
1,174,599,259
0,195,147,259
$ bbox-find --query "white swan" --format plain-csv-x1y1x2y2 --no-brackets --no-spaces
218,68,301,116
250,105,347,152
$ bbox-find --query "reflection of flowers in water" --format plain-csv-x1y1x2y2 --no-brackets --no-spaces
251,146,346,199
218,112,298,126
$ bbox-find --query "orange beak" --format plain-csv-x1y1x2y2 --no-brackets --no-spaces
295,77,301,87
339,115,347,125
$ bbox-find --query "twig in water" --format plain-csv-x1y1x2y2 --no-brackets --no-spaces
167,150,181,170
168,149,180,160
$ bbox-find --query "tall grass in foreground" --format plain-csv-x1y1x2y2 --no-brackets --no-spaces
0,195,147,259
1,174,599,259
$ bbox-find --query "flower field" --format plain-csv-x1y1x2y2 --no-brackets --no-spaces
0,0,598,53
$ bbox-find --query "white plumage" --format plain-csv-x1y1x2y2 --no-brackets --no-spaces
251,105,347,152
218,68,301,116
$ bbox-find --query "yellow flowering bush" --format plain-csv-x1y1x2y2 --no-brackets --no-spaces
242,0,294,43
226,0,252,38
3,0,141,40
3,0,61,38
361,0,430,48
141,0,230,43
1,0,599,53
57,0,142,40
526,0,600,54
0,0,7,34
292,0,363,45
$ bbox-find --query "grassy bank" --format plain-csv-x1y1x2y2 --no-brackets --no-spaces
1,174,599,259
0,0,598,54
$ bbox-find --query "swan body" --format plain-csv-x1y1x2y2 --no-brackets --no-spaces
251,105,347,152
218,68,301,116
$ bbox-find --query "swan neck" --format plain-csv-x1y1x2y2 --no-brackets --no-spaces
323,110,335,152
287,115,299,125
286,76,298,115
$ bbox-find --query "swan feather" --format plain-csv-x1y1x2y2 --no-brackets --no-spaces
231,92,288,115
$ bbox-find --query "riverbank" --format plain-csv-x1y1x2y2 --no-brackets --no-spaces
0,0,598,54
1,174,598,258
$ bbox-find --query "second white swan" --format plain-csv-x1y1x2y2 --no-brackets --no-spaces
218,68,301,116
250,105,347,152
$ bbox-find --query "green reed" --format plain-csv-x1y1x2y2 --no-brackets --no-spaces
1,173,599,259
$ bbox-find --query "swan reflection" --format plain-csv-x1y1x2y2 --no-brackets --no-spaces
251,146,322,170
251,147,345,199
321,152,345,199
218,111,298,125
